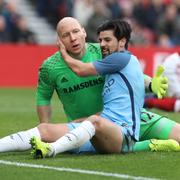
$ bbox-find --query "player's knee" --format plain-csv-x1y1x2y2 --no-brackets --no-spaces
87,115,105,131
37,123,50,141
87,115,99,123
170,123,180,143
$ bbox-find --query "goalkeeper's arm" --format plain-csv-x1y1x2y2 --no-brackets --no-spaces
144,74,152,92
144,66,168,99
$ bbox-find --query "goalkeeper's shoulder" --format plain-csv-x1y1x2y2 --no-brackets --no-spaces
86,42,101,52
40,51,60,69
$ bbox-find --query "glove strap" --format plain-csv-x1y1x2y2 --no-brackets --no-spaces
149,82,153,92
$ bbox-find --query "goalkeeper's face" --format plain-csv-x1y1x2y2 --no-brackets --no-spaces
57,17,87,58
98,30,120,58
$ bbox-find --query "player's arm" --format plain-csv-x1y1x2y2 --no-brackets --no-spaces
58,40,98,76
37,105,52,123
36,63,55,123
144,66,168,99
144,74,152,91
62,54,97,76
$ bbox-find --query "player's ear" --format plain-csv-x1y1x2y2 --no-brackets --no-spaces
56,36,59,45
57,36,60,42
118,38,126,48
82,27,87,38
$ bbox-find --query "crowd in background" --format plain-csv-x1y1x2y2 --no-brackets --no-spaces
30,0,180,47
0,0,180,46
0,0,37,44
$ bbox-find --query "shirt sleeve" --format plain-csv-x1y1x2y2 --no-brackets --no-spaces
36,61,55,106
93,51,131,75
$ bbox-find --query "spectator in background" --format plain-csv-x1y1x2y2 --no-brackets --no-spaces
155,3,180,46
35,0,50,17
105,0,122,19
73,0,94,27
145,53,180,112
86,0,111,42
118,0,148,46
30,0,73,28
130,19,155,46
13,16,37,44
133,0,165,31
0,0,5,14
0,0,37,44
47,0,73,28
157,33,173,47
0,0,180,46
1,0,21,41
0,15,10,42
119,0,134,19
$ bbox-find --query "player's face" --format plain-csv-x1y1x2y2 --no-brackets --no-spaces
58,20,87,58
98,30,125,58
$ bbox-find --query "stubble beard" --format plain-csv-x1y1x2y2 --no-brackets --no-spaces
102,49,111,58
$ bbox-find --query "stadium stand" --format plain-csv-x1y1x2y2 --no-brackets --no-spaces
0,0,179,46
29,0,180,46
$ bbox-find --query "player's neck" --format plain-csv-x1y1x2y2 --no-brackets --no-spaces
69,49,86,60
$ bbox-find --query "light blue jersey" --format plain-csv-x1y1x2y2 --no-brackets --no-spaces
93,51,145,141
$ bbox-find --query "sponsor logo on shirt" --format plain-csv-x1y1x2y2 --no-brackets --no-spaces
103,78,115,95
62,77,104,93
61,77,68,83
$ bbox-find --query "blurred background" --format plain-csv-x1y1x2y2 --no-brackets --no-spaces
0,0,179,46
0,0,179,87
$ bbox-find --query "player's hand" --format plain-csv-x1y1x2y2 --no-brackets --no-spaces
57,38,66,55
151,65,168,99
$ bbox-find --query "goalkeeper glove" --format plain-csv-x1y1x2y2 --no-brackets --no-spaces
150,65,168,99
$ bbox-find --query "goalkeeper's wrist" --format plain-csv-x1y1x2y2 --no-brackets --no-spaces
149,82,153,92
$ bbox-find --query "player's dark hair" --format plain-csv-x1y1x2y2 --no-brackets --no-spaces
97,19,132,49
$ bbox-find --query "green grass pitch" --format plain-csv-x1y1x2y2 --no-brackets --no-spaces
0,88,180,180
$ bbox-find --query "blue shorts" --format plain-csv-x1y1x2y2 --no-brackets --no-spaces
67,122,135,154
121,127,136,153
101,113,137,153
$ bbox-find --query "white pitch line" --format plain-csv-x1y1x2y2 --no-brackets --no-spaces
0,160,160,180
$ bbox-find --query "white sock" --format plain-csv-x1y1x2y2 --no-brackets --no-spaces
0,127,40,152
174,100,180,112
50,121,95,156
